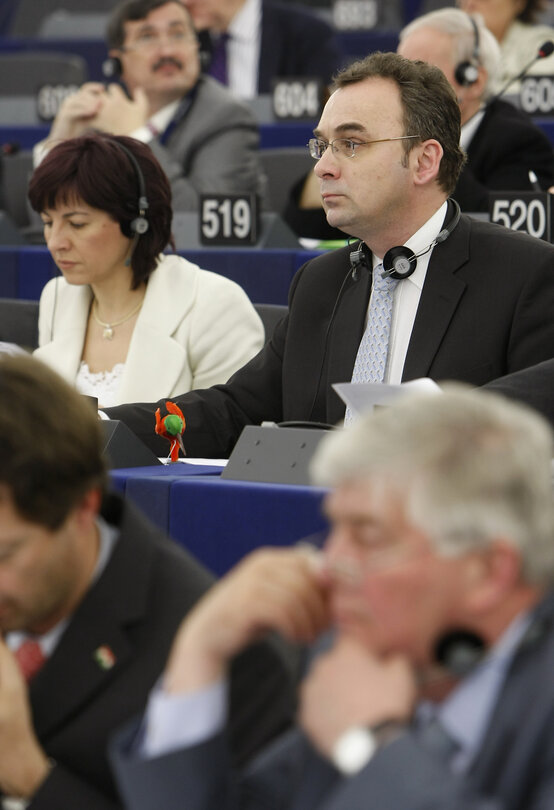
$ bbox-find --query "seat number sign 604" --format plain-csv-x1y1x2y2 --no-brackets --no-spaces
200,194,258,245
489,192,552,242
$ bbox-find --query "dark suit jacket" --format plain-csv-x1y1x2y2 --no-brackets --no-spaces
257,0,343,92
482,357,554,426
453,99,554,212
200,0,342,94
24,494,295,810
106,210,554,457
111,593,554,810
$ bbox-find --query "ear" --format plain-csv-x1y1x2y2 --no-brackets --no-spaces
73,488,103,533
461,540,523,615
411,139,443,187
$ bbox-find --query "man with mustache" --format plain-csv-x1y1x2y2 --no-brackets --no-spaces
38,0,265,211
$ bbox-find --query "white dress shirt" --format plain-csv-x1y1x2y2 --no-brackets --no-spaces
379,200,448,384
227,0,261,99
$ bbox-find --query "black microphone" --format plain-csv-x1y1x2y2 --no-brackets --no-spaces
488,40,554,104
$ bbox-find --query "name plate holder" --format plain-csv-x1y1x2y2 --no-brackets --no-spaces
519,75,554,116
199,193,259,246
489,191,553,242
271,77,325,121
221,425,330,485
36,83,79,122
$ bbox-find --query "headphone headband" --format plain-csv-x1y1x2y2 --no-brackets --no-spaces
110,139,150,237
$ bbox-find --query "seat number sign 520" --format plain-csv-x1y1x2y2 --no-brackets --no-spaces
489,192,552,242
200,194,258,245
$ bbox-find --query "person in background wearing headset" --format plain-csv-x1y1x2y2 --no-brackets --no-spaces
458,0,554,90
28,132,264,408
397,8,554,211
103,52,554,458
111,385,554,810
34,0,265,211
284,10,554,237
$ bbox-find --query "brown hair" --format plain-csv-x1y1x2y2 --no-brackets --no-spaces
106,0,193,49
332,51,466,195
28,132,174,288
0,355,108,530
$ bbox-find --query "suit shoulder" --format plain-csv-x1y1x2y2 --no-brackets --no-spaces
463,214,554,257
194,77,258,125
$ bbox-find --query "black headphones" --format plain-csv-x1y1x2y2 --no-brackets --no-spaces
102,55,123,79
111,139,150,237
349,199,461,282
454,14,481,87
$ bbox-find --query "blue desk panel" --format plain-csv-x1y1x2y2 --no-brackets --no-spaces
110,467,328,576
0,246,323,304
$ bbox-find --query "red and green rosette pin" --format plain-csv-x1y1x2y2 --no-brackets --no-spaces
155,401,186,462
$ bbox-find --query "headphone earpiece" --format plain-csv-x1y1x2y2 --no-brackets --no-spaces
454,15,481,87
110,140,150,238
433,629,486,677
102,56,123,80
382,246,417,280
380,199,461,280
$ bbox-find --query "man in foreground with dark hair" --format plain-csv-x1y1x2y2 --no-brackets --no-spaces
0,355,294,809
112,385,554,810
105,51,554,457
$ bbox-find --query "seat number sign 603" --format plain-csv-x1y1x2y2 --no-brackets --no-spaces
200,194,258,245
489,192,552,242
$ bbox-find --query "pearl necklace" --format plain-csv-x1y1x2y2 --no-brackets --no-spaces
92,297,143,340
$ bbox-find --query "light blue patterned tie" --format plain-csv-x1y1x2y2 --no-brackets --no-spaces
344,264,399,423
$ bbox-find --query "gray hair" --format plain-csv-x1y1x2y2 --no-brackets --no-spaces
311,386,554,586
399,9,501,100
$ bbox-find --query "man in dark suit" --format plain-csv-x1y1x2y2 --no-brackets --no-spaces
105,52,554,457
0,355,294,809
111,384,554,810
398,8,554,211
191,0,343,98
38,0,264,211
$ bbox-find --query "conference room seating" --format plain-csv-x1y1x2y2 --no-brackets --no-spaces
253,303,288,343
0,297,39,350
259,147,314,216
0,297,288,352
0,150,34,230
8,0,115,37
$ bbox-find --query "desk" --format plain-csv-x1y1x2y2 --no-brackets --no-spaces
110,464,328,576
0,246,324,305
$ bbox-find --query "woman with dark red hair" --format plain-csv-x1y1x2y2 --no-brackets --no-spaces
29,132,263,407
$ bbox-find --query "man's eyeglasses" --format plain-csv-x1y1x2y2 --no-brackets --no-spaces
307,135,420,160
126,29,196,51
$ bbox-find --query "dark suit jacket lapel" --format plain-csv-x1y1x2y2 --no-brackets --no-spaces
258,1,278,93
325,261,372,423
402,214,470,381
468,594,554,801
29,497,154,741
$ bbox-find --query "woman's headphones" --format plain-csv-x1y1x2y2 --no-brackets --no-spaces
110,139,150,237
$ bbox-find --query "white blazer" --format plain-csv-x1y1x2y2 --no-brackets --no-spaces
34,254,264,404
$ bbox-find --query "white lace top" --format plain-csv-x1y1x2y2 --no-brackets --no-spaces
76,361,125,408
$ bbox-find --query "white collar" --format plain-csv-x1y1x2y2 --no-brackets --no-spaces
228,0,260,43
